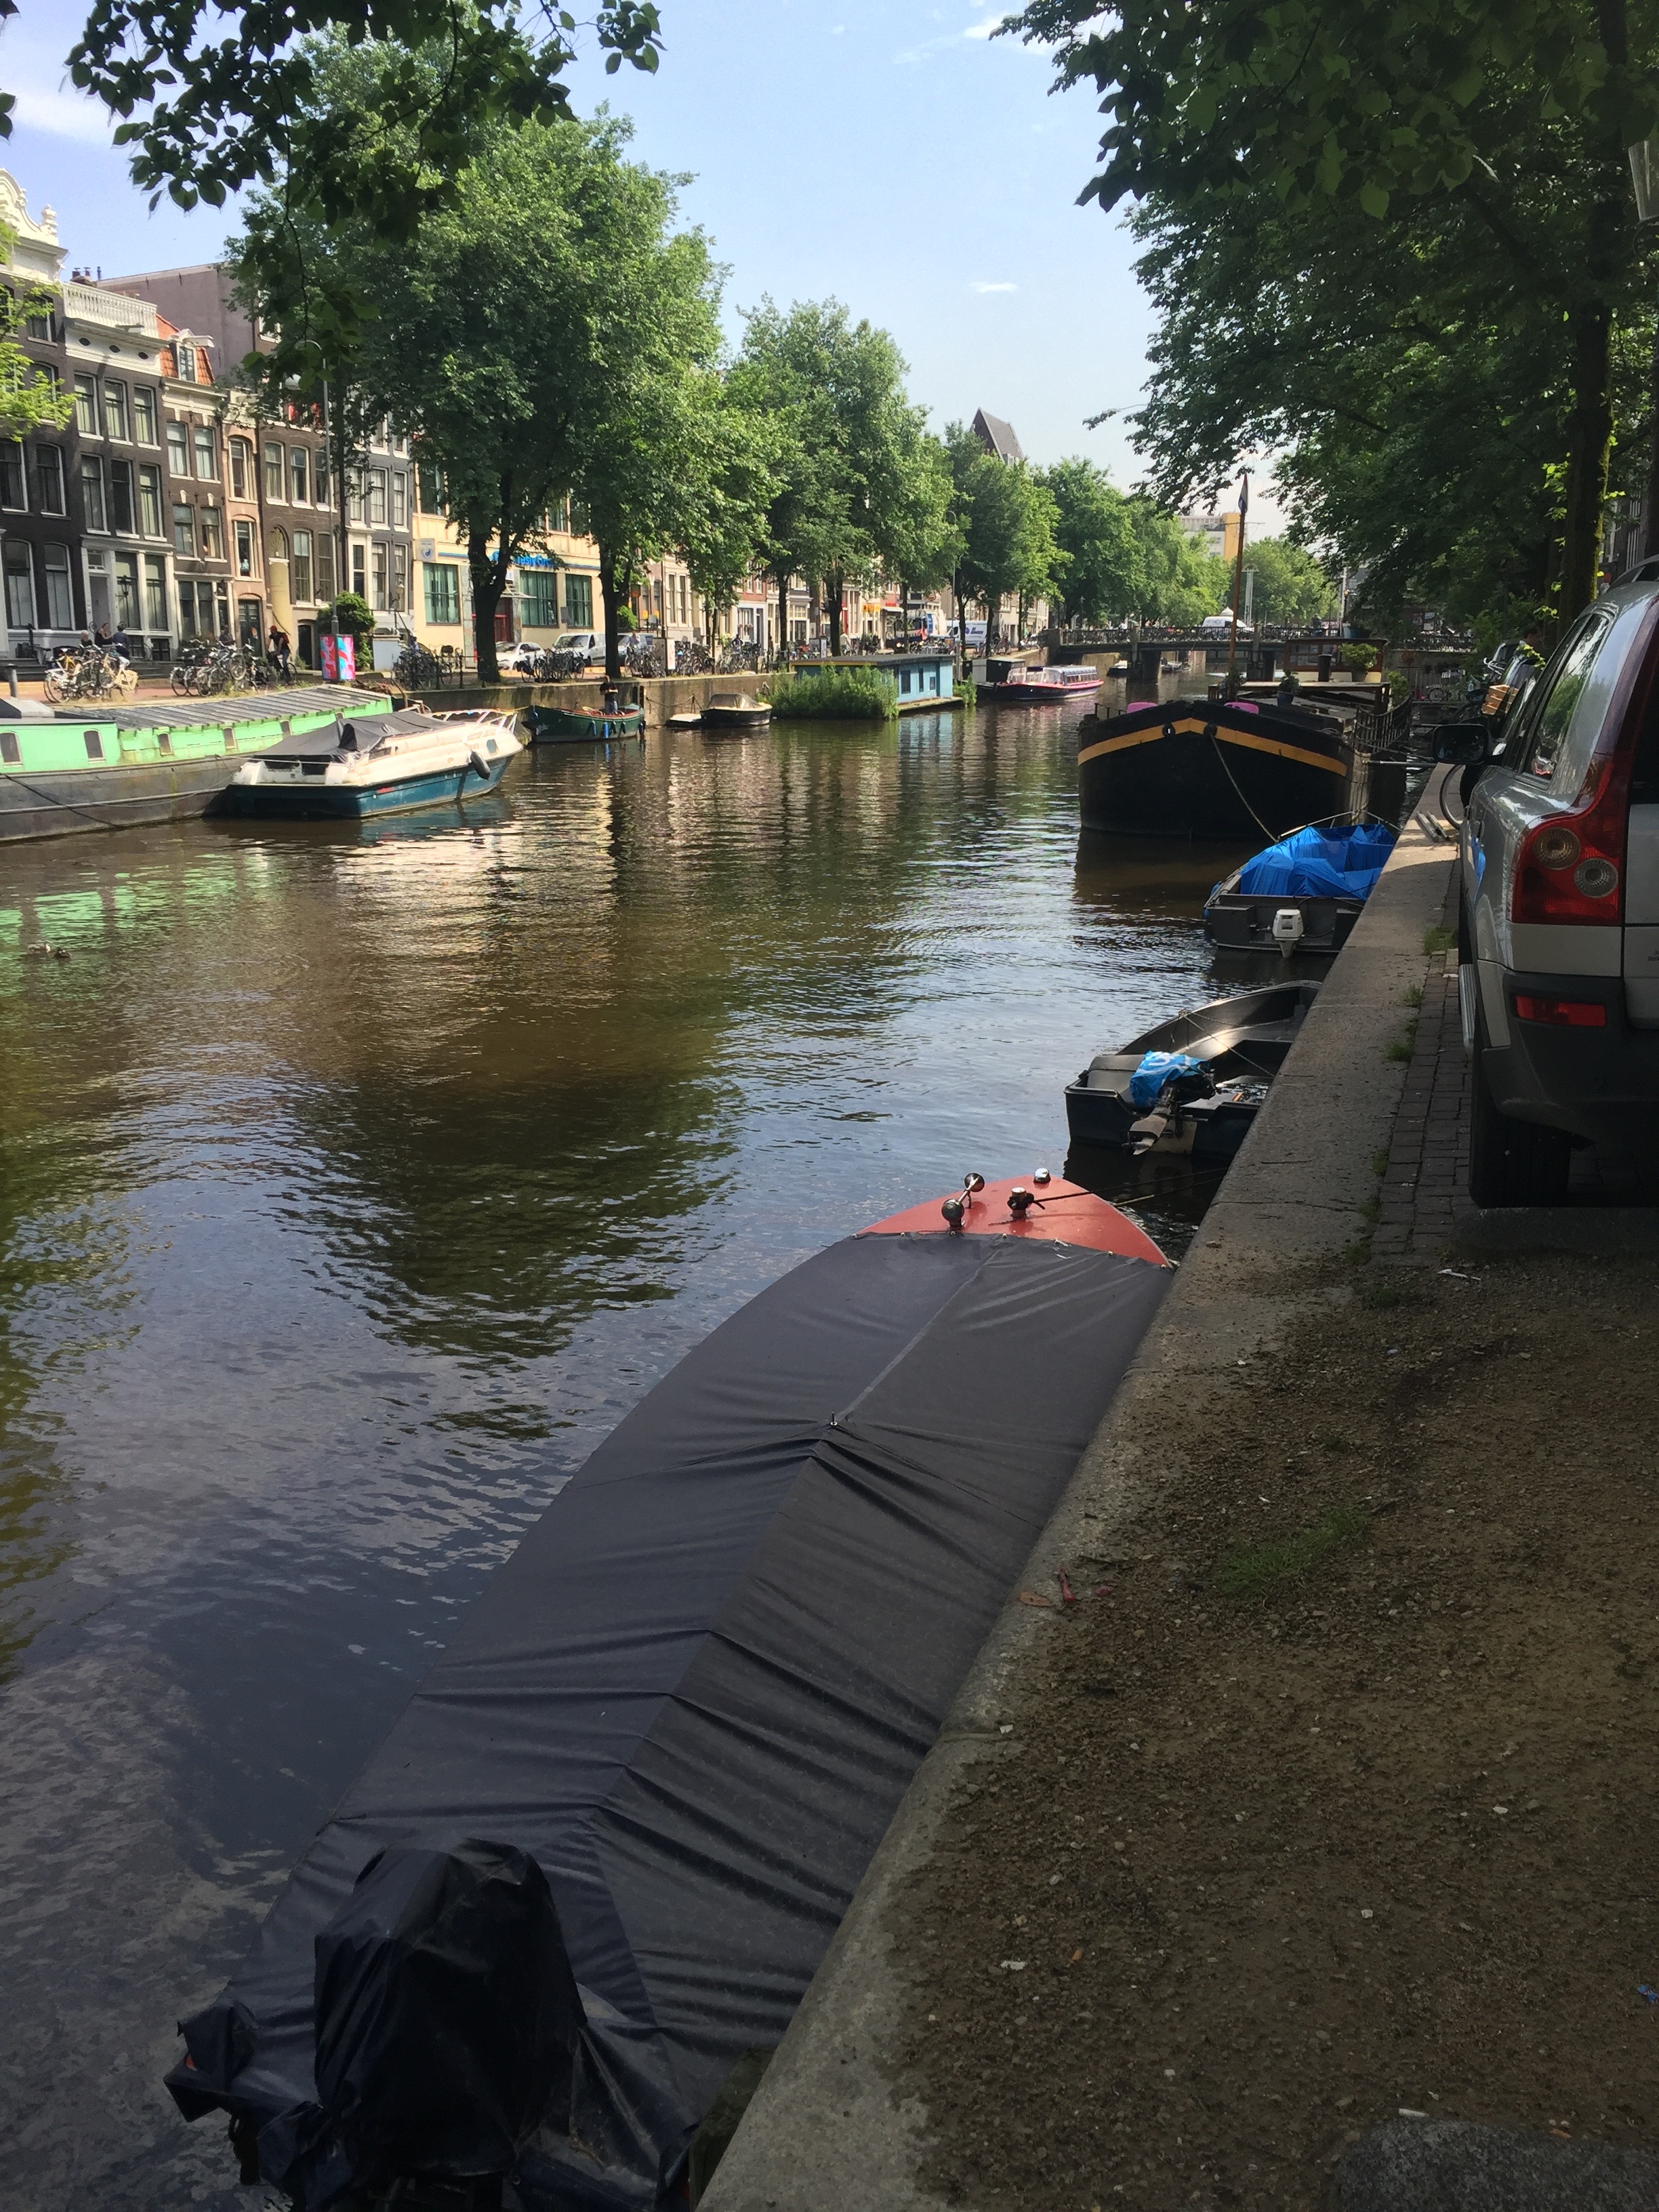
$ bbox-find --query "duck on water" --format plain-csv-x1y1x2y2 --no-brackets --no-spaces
163,1174,1173,2211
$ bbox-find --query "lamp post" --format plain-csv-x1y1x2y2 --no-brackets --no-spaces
1628,136,1659,557
1224,468,1250,695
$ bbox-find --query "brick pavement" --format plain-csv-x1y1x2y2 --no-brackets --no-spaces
1372,942,1466,1262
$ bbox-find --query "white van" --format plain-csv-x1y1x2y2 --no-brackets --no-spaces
1199,613,1252,636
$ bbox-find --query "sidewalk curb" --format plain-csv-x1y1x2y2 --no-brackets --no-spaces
700,807,1456,2212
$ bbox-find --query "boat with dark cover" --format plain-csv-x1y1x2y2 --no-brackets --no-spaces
0,687,391,842
1078,694,1355,838
700,692,772,731
165,1175,1171,2211
1066,981,1320,1157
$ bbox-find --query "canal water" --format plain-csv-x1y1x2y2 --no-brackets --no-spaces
0,703,1254,2206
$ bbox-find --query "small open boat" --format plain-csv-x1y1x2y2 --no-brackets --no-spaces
1204,817,1395,953
701,692,772,731
225,705,520,819
1078,694,1356,838
164,1174,1171,2212
1066,980,1320,1158
527,695,646,743
982,660,1100,705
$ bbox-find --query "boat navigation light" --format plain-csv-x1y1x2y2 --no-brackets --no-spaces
941,1195,966,1231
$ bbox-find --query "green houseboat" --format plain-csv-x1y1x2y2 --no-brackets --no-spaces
0,687,394,844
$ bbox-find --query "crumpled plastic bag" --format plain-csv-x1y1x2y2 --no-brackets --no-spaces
1128,1050,1207,1109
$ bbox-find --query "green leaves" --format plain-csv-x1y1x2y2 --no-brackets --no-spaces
1359,179,1390,216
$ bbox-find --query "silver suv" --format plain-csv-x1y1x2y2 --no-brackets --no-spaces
1442,569,1659,1203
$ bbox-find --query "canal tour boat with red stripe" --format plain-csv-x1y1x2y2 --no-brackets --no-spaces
225,703,522,819
982,659,1101,705
1078,693,1356,838
165,1172,1170,2212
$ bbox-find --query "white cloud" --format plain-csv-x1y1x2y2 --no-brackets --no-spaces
971,281,1018,293
12,82,116,146
963,14,1009,37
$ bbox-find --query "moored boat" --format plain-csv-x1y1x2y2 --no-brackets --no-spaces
164,1172,1171,2211
1204,818,1395,954
1078,693,1355,838
701,691,772,731
0,687,390,843
1066,980,1320,1157
527,697,646,743
982,659,1100,705
224,705,520,819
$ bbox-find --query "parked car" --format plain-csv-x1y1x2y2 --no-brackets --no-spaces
1439,571,1659,1202
551,631,604,663
1200,613,1253,635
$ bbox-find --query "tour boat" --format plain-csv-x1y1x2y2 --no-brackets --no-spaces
981,659,1101,704
526,698,647,743
224,705,520,819
0,687,392,843
1066,981,1320,1158
1078,694,1356,838
165,1174,1171,2212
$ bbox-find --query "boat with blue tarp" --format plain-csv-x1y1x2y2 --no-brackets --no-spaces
1204,817,1395,952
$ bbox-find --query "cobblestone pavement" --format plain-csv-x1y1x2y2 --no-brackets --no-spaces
1373,935,1465,1263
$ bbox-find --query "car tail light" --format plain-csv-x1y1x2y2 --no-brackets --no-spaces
1511,756,1629,923
1514,994,1607,1026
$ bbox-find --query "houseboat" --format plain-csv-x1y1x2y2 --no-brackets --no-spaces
1078,693,1356,839
0,687,392,843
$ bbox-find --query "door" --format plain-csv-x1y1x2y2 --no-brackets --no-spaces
494,605,514,644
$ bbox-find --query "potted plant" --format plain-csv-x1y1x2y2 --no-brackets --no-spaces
1339,642,1379,682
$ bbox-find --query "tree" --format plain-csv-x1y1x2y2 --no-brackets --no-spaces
945,427,1061,648
1010,0,1659,619
733,302,946,654
1127,506,1230,626
230,49,688,680
1240,538,1336,628
0,240,73,439
1039,457,1144,627
63,2,663,237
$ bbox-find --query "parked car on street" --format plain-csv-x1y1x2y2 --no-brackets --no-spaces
551,631,604,663
1440,569,1659,1202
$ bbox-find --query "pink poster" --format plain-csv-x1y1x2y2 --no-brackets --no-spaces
320,634,337,681
320,634,356,683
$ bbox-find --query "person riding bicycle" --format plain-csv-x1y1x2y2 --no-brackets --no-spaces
268,623,291,678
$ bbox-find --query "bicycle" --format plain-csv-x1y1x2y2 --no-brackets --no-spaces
393,640,441,691
672,638,713,676
43,646,134,704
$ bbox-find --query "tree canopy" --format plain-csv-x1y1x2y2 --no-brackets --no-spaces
945,427,1061,646
1241,538,1336,628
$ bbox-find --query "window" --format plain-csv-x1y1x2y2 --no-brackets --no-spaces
417,459,445,514
267,526,288,590
292,527,312,602
548,495,570,533
1519,609,1620,784
230,438,250,499
315,449,330,506
391,471,407,528
173,501,195,555
392,544,407,611
518,568,557,628
314,530,335,602
351,540,365,599
367,469,387,525
110,458,134,534
24,305,52,342
0,442,23,510
175,340,196,383
235,518,255,578
424,561,461,624
3,539,30,627
74,373,98,434
114,551,140,631
36,446,64,514
564,573,592,628
193,425,217,480
569,497,591,535
264,441,284,499
371,540,387,610
290,447,308,505
167,422,188,476
348,469,364,524
42,544,72,628
199,505,224,558
144,554,167,632
104,382,129,441
134,388,157,445
138,464,162,536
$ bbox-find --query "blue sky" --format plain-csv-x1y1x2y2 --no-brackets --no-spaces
0,0,1162,482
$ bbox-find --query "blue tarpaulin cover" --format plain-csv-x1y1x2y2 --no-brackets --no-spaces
1235,821,1395,901
1129,1052,1206,1107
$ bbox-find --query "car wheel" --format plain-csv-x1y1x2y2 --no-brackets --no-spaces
1468,999,1571,1206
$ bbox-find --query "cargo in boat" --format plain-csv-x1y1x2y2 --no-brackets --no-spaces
165,1174,1172,2211
1066,981,1321,1158
1204,818,1395,954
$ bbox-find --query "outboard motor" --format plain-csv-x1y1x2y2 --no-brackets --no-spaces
1272,907,1307,958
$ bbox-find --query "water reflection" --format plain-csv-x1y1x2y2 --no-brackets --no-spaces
1,703,1252,2208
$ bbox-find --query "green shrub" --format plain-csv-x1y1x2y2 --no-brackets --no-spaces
955,674,977,705
1340,642,1378,673
323,592,374,651
767,667,899,721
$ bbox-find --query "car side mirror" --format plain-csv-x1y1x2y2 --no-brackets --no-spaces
1434,724,1489,765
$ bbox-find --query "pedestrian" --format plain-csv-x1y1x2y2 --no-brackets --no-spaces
268,623,291,677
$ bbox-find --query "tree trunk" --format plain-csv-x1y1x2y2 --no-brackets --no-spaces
469,526,507,684
983,591,1000,653
954,571,972,671
1560,295,1615,619
599,546,623,682
827,568,845,657
773,562,793,662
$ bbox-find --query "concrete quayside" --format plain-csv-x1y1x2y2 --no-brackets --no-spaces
701,772,1659,2212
